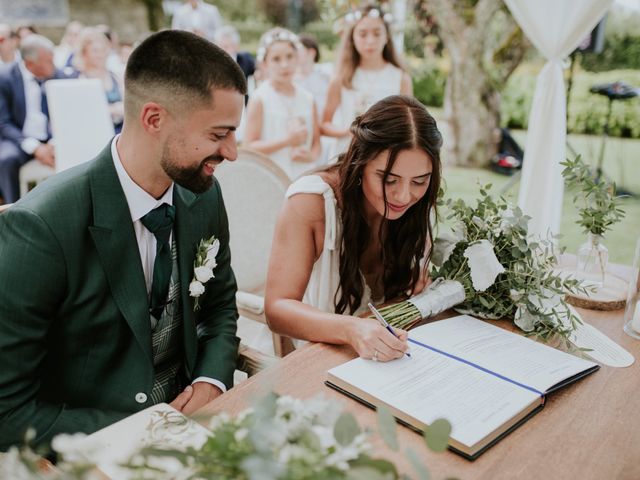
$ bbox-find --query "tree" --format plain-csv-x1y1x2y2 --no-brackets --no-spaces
258,0,320,31
416,0,529,167
140,0,165,31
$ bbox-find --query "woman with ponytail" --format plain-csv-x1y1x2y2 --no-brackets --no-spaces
264,95,442,362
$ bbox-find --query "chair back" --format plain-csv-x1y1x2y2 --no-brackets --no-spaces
214,148,290,293
45,79,115,173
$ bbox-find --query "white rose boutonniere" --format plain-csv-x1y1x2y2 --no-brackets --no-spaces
190,235,220,311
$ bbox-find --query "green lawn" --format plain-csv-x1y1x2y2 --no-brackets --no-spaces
433,118,640,264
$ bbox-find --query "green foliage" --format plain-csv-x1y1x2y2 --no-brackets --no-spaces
580,7,640,72
501,68,640,139
381,185,590,343
431,186,587,342
423,419,451,453
405,448,431,480
216,0,263,22
334,412,361,446
581,34,640,72
258,0,320,31
412,63,446,108
561,156,626,236
376,405,399,451
303,20,341,50
2,393,456,479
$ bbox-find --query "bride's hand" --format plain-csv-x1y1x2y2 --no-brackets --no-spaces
345,317,409,362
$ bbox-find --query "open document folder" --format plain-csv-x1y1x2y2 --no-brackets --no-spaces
326,315,599,460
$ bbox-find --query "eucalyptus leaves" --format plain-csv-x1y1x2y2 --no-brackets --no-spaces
561,156,625,236
3,394,452,480
382,185,587,343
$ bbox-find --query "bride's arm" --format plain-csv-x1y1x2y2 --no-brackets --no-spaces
264,193,408,361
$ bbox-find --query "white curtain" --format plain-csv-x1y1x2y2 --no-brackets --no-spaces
503,0,613,238
392,0,408,53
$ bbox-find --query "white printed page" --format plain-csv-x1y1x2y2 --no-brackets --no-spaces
328,345,540,449
409,315,597,393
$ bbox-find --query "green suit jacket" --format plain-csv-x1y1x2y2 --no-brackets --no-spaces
0,145,239,450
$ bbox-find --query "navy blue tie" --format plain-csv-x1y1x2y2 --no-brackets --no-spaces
36,79,51,138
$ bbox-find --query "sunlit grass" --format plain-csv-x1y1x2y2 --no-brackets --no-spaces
430,111,640,264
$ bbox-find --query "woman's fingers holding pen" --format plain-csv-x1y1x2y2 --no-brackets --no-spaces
379,327,410,358
348,318,405,361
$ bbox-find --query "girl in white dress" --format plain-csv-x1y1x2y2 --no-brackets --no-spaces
321,5,413,159
244,28,321,179
265,95,442,362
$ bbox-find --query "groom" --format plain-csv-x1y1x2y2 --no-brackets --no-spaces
0,31,246,450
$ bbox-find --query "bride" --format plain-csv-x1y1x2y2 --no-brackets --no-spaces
264,95,442,362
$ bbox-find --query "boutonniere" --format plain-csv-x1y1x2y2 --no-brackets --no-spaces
189,235,220,311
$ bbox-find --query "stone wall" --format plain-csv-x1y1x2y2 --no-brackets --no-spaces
37,0,154,44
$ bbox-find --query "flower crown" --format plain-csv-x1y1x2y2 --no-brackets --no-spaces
344,8,394,26
256,30,301,63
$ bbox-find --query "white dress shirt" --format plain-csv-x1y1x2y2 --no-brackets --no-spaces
171,0,223,42
111,136,226,393
18,61,49,155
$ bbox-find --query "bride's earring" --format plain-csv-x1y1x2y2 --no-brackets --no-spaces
357,176,362,186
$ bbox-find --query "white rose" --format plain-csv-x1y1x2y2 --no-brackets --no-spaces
189,280,205,297
51,433,89,462
463,239,505,292
206,239,220,261
204,257,217,269
194,266,214,283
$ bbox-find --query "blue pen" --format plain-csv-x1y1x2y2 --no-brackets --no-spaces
368,302,412,358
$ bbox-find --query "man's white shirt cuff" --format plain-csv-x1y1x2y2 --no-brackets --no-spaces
20,137,41,155
191,376,227,393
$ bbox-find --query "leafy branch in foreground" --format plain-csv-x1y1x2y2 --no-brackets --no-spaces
2,394,452,480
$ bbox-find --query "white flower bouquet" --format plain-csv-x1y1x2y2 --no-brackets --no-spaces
3,394,452,479
380,185,588,343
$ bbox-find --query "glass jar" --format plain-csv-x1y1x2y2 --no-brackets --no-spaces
576,233,609,288
623,238,640,340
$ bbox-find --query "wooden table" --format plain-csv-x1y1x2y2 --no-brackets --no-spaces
200,300,640,479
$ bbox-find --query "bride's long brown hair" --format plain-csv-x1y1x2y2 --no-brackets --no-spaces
327,95,442,314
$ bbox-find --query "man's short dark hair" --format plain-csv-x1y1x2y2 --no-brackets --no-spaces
124,30,247,117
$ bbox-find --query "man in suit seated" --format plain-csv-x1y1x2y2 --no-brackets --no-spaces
0,34,67,203
214,25,256,81
0,30,247,450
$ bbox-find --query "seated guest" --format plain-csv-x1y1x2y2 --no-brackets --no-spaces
0,30,246,450
73,27,125,132
15,25,37,41
265,95,441,362
215,25,255,81
0,34,64,203
0,25,19,66
54,21,83,70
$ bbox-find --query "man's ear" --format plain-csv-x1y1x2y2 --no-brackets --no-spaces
139,102,169,137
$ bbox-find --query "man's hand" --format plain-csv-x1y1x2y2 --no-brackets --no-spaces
170,382,223,415
33,143,55,167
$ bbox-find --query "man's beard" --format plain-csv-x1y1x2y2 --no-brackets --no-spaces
160,144,223,194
